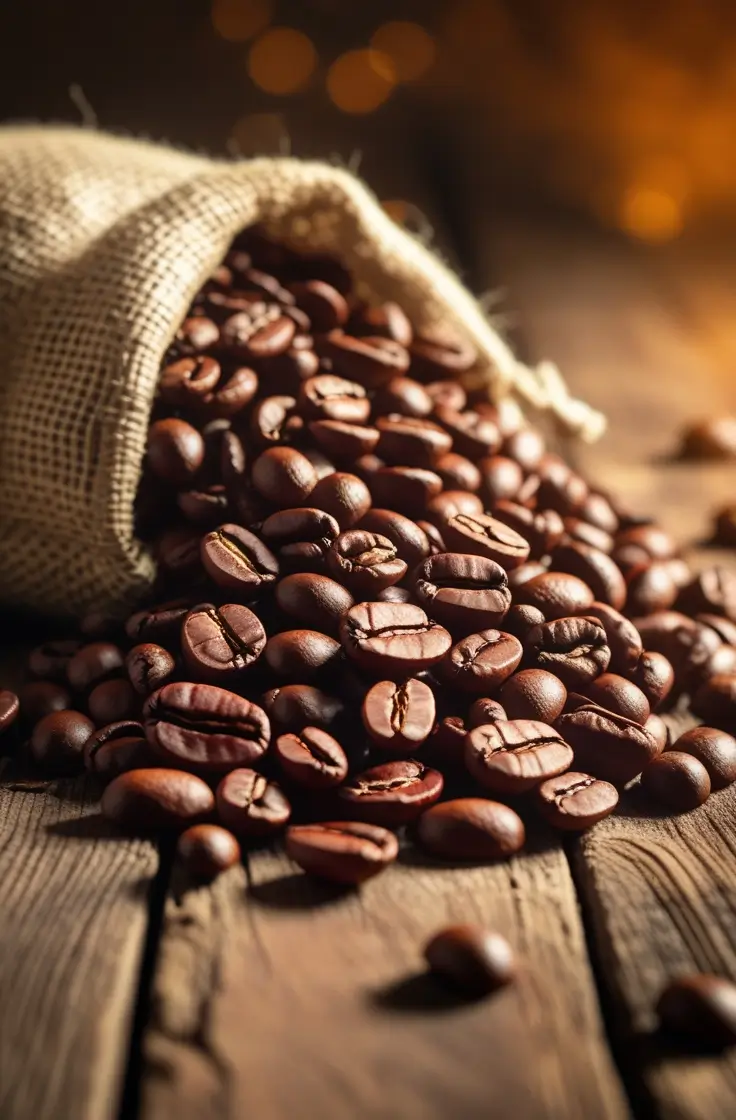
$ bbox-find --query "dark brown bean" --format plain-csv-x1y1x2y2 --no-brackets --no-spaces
409,330,477,381
275,728,348,789
433,406,501,459
270,684,345,732
645,713,670,754
359,509,430,567
177,824,241,879
425,491,484,526
373,376,433,418
413,553,512,635
516,572,594,620
478,456,524,505
467,698,508,728
630,650,676,710
526,616,610,688
126,644,176,696
576,602,642,676
369,466,443,515
181,603,266,681
18,680,71,726
251,446,317,505
276,573,355,635
84,720,153,778
200,523,279,594
298,374,369,423
159,355,221,406
144,682,270,770
289,280,349,331
102,768,215,831
417,798,525,860
340,601,452,678
465,719,572,794
498,669,567,723
362,678,436,753
424,925,516,995
434,452,481,492
492,502,565,561
147,418,205,485
692,674,736,729
215,768,291,835
625,562,678,616
669,726,736,790
285,820,399,884
442,630,522,694
28,639,82,681
338,758,443,825
309,420,380,460
556,703,660,784
535,771,619,830
641,752,711,810
327,530,407,595
66,642,125,692
551,542,626,610
443,512,530,570
323,332,410,387
88,679,140,726
309,472,372,529
30,710,96,773
657,974,736,1047
264,630,341,682
582,673,651,724
676,567,736,622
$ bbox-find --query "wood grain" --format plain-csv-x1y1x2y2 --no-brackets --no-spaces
141,831,628,1120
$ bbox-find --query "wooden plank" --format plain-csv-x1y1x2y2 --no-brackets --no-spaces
484,213,736,1118
141,829,629,1120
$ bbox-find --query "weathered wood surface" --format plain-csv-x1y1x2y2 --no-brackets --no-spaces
487,216,736,1119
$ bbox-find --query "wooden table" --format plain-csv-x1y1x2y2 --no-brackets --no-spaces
2,203,736,1119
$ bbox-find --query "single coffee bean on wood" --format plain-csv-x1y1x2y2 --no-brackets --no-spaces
557,703,660,785
465,719,573,794
417,798,525,861
285,820,399,884
640,751,711,811
275,727,348,789
362,678,436,753
669,726,736,790
536,771,619,830
102,768,215,831
177,824,241,880
424,925,516,996
144,682,270,770
497,669,567,724
338,759,444,825
657,974,736,1047
215,768,291,835
66,642,125,692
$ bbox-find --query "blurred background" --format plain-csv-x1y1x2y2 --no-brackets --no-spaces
2,0,736,252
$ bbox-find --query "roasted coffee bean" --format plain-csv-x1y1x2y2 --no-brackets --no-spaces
174,314,220,353
551,542,626,610
425,490,484,526
201,523,279,593
413,553,512,635
28,639,82,681
477,455,524,506
369,467,443,515
657,974,736,1047
669,726,736,790
309,419,380,460
424,716,468,769
443,512,530,570
502,604,546,642
582,673,650,724
270,684,344,732
350,301,412,346
275,728,348,789
276,573,354,635
298,374,369,423
515,571,594,620
467,698,508,728
697,644,736,685
159,355,221,406
362,678,436,753
424,925,516,996
103,768,214,831
692,673,736,728
0,689,19,735
562,517,614,554
376,415,452,468
251,446,317,505
625,562,678,616
88,679,140,726
18,680,71,726
199,365,259,419
250,394,303,447
155,526,203,579
215,768,291,835
426,380,467,413
442,630,522,694
359,509,430,567
535,771,619,830
433,406,501,459
327,530,407,595
125,599,192,645
145,682,270,770
377,586,414,604
676,567,736,622
678,416,736,460
634,612,721,686
126,644,176,696
409,330,476,381
465,719,572,794
177,485,229,527
181,603,266,680
434,452,481,492
417,798,525,860
373,376,432,418
30,710,96,774
417,520,447,555
261,507,339,572
66,642,125,692
697,614,736,647
615,524,677,561
645,713,670,754
84,720,154,778
630,650,675,710
147,418,205,485
219,303,295,360
641,752,711,811
498,669,567,723
579,491,619,535
309,472,372,529
535,457,588,516
323,332,410,387
288,280,348,331
338,759,443,825
502,427,546,473
340,601,452,678
557,703,660,784
713,505,736,547
492,502,565,561
526,616,610,688
264,630,341,682
285,820,399,884
177,824,241,880
576,602,642,675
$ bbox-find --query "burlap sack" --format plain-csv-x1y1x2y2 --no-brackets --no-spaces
0,126,604,618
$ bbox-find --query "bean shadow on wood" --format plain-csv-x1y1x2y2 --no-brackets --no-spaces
246,867,356,911
371,970,484,1014
45,812,124,840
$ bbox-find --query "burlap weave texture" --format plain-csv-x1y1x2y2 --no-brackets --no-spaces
0,127,603,617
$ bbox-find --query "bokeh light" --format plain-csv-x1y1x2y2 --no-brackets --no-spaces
211,0,271,43
618,186,684,243
326,50,396,114
370,22,436,82
230,112,288,155
248,28,317,95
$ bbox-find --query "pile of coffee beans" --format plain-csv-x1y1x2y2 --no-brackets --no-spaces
3,227,736,909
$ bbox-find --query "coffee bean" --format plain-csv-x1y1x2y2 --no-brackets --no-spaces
340,601,452,678
657,974,736,1047
220,303,295,360
88,679,140,726
678,416,736,460
426,380,467,413
535,457,588,516
145,682,270,770
477,455,523,505
323,332,410,387
636,614,722,689
26,709,92,773
66,642,125,692
376,415,453,468
498,669,567,723
19,680,71,726
502,604,546,642
147,418,205,486
630,650,675,710
562,517,614,554
181,603,266,681
201,523,279,594
491,502,565,560
641,751,711,810
276,573,354,635
260,507,340,572
557,703,660,784
275,727,348,789
413,553,511,635
434,452,481,493
125,599,193,645
159,355,221,407
409,330,477,381
359,509,430,567
502,427,545,472
338,759,443,825
551,541,626,610
126,643,176,696
28,639,82,681
713,505,736,547
309,472,372,529
84,720,154,778
373,375,433,419
369,466,443,515
327,530,407,595
644,713,669,754
251,446,317,505
309,419,380,460
270,684,344,732
0,689,19,735
362,678,436,753
697,614,736,647
465,718,572,793
177,823,241,880
467,698,508,728
692,674,736,729
250,394,303,447
669,726,736,789
424,925,516,995
424,716,468,769
378,586,414,604
526,616,610,688
426,491,485,527
443,512,530,570
442,630,522,694
433,406,501,459
577,602,642,675
350,301,413,346
285,820,399,884
177,485,229,527
582,673,650,724
676,567,736,622
417,798,525,860
288,280,348,331
298,374,369,424
626,562,678,616
264,630,341,682
215,768,291,835
102,768,215,831
516,572,594,620
615,524,677,561
535,771,619,830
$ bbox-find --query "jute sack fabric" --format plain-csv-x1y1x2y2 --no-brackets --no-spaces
0,126,605,618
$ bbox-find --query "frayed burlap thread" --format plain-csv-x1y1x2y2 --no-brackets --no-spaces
0,127,604,617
